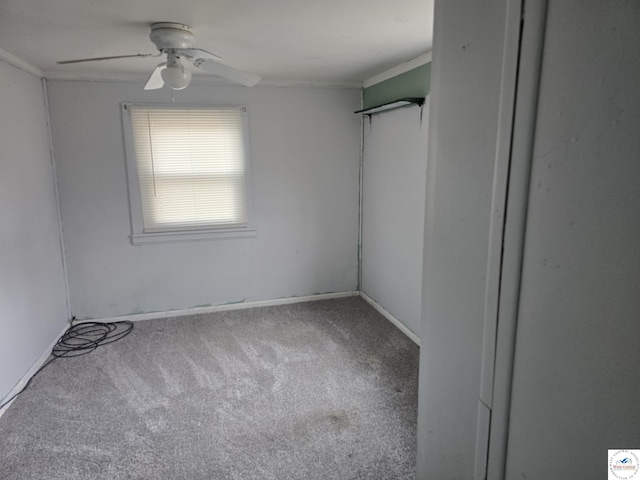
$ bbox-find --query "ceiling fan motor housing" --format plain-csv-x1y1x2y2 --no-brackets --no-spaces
150,22,195,50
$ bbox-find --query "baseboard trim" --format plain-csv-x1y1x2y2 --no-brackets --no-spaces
0,321,69,418
359,292,420,346
95,291,361,324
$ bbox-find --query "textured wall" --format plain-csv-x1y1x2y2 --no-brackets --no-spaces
505,1,640,478
417,0,512,477
47,81,360,319
361,102,429,338
0,61,68,401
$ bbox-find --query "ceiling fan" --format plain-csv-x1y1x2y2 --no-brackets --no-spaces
57,22,261,90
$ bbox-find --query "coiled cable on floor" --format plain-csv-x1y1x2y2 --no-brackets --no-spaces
52,321,133,357
0,320,133,410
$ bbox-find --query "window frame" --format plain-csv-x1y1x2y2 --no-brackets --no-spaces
121,102,256,245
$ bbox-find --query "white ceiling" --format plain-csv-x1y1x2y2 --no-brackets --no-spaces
0,0,433,87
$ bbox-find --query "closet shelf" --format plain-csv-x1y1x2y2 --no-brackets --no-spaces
355,97,424,116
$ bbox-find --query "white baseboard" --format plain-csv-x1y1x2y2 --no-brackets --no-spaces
359,292,420,346
95,291,360,324
0,321,69,419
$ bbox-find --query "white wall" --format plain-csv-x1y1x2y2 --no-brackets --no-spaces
0,60,69,401
46,81,360,319
416,0,513,477
504,2,640,478
361,101,429,338
416,1,640,478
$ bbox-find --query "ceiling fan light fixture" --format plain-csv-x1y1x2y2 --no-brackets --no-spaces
161,65,191,90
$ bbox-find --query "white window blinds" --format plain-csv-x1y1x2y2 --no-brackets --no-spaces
129,106,248,232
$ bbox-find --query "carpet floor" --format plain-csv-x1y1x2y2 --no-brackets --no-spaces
0,297,419,479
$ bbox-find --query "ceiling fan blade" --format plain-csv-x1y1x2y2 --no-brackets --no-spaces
175,48,223,62
144,63,167,90
193,59,260,87
57,53,156,65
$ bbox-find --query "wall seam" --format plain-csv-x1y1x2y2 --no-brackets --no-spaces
357,87,364,291
41,78,72,322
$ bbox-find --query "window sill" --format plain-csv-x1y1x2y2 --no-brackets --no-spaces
131,227,257,245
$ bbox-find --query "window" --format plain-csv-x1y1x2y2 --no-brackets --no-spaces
122,104,255,244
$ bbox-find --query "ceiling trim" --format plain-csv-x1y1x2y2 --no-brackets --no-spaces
43,70,361,88
363,52,432,88
43,71,148,82
0,48,43,77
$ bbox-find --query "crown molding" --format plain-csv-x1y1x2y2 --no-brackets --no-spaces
42,70,361,89
0,48,43,77
363,52,432,88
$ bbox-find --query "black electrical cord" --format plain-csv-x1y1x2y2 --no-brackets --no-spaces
0,320,133,410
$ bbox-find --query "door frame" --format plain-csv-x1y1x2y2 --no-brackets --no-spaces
475,0,550,478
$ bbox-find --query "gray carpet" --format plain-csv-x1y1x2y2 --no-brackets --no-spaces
0,297,419,479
